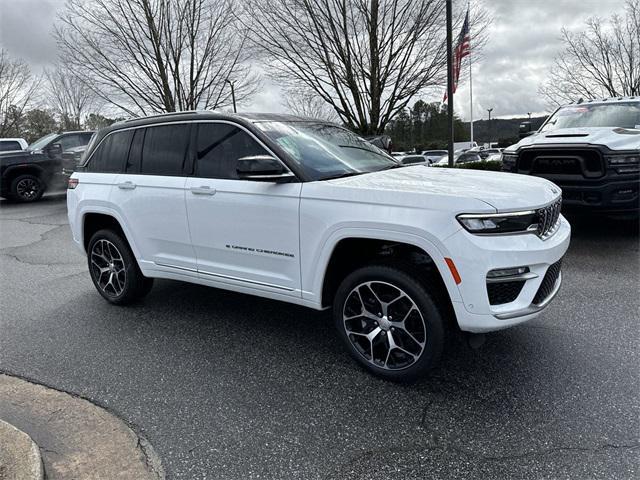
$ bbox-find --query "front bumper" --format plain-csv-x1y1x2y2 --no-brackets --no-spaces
444,215,571,333
557,176,639,213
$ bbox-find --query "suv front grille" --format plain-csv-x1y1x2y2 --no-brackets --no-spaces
536,198,562,239
533,259,562,305
487,280,526,305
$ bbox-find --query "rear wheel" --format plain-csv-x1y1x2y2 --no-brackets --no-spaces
87,229,153,305
11,174,44,202
333,264,444,382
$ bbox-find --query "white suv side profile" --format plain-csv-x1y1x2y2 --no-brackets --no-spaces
67,112,571,381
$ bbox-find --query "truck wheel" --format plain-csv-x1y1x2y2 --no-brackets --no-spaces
333,263,444,382
87,229,153,305
11,174,44,202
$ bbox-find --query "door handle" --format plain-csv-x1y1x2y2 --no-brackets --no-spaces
118,181,136,190
190,186,216,196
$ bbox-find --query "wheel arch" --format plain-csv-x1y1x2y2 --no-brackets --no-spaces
3,164,46,186
80,210,140,260
317,232,461,328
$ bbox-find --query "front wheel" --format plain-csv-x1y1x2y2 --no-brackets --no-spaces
333,264,444,382
11,174,44,202
87,229,153,305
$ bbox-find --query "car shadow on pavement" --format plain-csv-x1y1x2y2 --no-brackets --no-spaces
104,273,638,476
564,211,639,240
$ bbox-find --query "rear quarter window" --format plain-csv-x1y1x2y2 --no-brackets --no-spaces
86,130,134,173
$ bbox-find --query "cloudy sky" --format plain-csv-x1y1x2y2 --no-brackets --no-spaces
0,0,626,120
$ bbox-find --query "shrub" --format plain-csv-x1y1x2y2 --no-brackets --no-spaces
457,160,502,171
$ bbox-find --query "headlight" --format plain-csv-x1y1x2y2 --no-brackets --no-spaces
606,154,640,173
501,153,517,172
501,153,517,163
606,154,639,165
457,211,537,234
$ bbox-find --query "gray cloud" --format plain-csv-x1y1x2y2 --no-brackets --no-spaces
0,0,626,118
0,0,61,66
450,0,624,120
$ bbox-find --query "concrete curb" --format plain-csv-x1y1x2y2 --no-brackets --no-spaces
0,419,44,480
0,374,164,479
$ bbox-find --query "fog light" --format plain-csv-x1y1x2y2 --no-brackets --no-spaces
487,266,529,279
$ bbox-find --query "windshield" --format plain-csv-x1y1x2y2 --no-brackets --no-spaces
28,133,58,151
540,102,640,132
255,121,397,181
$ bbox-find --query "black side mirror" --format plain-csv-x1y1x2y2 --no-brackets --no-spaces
47,143,63,157
236,155,294,182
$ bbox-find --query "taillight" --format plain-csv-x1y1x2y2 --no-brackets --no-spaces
68,178,79,189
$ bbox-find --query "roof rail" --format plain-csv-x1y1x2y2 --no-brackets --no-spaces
123,110,204,123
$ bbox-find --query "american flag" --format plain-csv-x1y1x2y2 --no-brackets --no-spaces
443,9,471,102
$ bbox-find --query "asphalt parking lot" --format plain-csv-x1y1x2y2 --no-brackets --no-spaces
0,194,638,479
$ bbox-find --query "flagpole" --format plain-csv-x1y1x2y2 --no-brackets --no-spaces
468,2,474,148
446,0,454,168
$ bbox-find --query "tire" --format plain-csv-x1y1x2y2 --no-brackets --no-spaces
87,229,153,305
10,174,45,202
333,263,444,382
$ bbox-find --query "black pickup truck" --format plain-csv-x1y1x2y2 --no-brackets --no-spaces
0,131,94,202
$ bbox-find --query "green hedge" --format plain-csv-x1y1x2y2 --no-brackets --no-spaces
433,160,502,171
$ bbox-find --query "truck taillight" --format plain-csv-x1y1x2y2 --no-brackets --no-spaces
68,178,79,189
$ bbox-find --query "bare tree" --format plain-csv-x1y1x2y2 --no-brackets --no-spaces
540,0,640,106
0,49,40,137
243,0,487,135
282,88,340,122
45,66,98,130
56,0,258,116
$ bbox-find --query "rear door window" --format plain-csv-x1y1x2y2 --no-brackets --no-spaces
195,123,269,179
86,130,134,173
141,124,190,176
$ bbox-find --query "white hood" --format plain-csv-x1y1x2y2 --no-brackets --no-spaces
513,127,640,151
305,166,560,212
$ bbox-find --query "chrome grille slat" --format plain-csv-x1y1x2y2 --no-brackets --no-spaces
536,198,562,239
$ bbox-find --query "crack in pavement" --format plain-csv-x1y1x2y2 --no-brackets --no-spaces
477,442,640,463
0,250,82,267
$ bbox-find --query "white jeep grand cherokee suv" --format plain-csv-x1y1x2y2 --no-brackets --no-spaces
67,112,570,381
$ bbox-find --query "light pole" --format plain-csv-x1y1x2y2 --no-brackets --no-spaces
487,108,493,146
527,112,531,120
225,79,237,113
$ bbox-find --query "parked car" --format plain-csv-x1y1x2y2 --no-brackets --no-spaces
421,150,448,163
399,154,429,166
434,151,482,166
478,148,502,160
0,138,28,152
62,144,90,174
0,130,94,202
67,111,570,381
502,97,639,218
